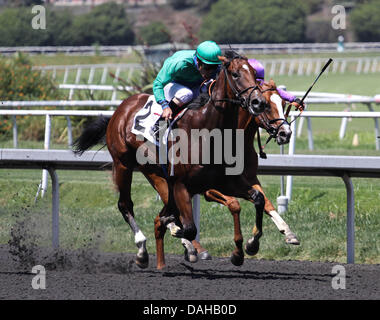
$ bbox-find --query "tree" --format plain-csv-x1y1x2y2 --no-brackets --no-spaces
168,0,194,10
3,0,43,6
0,7,50,46
46,10,75,46
138,21,171,45
194,0,218,12
350,0,380,41
69,2,135,45
198,0,307,44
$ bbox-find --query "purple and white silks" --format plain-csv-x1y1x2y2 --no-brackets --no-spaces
248,58,296,103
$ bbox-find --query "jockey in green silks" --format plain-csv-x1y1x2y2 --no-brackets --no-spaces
153,40,222,121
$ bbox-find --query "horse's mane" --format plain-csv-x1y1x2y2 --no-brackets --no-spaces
186,50,249,110
261,79,278,92
187,91,210,109
224,50,248,62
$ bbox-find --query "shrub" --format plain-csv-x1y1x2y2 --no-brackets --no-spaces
0,3,135,46
138,21,171,45
0,7,50,46
69,2,135,46
199,0,307,43
350,0,380,42
0,53,62,141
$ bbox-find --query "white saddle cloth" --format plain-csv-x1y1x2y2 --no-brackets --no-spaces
131,95,163,144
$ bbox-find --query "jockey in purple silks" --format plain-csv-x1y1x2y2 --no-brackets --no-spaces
248,58,304,111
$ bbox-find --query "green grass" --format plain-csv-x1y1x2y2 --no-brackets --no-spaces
0,169,379,264
30,52,139,66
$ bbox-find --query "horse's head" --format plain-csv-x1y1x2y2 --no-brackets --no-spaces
256,79,292,145
217,51,268,116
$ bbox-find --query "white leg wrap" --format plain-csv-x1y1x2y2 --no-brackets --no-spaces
135,230,147,246
269,210,291,234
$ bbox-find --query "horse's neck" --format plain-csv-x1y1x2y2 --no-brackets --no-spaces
246,120,259,154
202,75,240,130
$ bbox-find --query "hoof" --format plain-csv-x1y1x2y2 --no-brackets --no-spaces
156,264,166,270
230,253,244,266
184,249,198,263
198,250,212,260
285,233,300,245
245,238,260,256
136,252,149,269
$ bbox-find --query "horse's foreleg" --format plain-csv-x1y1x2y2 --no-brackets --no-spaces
173,181,197,263
154,207,168,270
245,188,265,256
205,190,244,266
251,183,300,245
115,162,149,269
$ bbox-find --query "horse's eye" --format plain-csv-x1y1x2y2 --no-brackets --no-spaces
231,72,239,78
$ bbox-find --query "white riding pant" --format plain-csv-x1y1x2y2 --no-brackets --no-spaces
163,82,198,105
163,81,210,105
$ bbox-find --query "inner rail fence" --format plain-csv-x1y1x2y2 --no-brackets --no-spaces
2,93,379,151
1,149,379,264
32,56,380,88
3,42,380,56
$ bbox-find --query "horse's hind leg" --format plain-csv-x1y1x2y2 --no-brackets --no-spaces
205,190,244,266
114,161,149,269
251,182,300,245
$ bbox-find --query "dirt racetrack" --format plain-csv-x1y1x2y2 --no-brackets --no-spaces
0,244,379,300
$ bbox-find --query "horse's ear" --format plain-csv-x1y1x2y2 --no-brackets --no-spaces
218,55,229,64
269,79,276,87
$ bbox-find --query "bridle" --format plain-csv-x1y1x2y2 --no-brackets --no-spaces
210,59,262,111
255,86,291,158
256,87,290,140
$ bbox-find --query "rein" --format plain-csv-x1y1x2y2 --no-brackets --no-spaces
254,86,292,158
210,64,260,110
256,112,290,159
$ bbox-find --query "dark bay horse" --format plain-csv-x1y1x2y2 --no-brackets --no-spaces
73,51,268,269
199,79,300,266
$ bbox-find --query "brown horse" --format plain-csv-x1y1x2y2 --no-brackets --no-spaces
198,79,299,266
73,50,268,269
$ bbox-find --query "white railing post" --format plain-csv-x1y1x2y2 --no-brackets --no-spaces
12,115,18,148
342,173,355,264
339,104,351,140
277,144,288,214
286,115,297,202
48,167,60,249
41,114,51,198
366,103,380,150
307,114,314,151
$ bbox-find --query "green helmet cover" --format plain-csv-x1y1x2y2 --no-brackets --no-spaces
196,41,222,65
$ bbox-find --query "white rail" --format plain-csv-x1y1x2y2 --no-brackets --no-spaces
3,42,380,56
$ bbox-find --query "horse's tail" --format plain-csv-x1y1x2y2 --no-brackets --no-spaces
72,116,111,155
